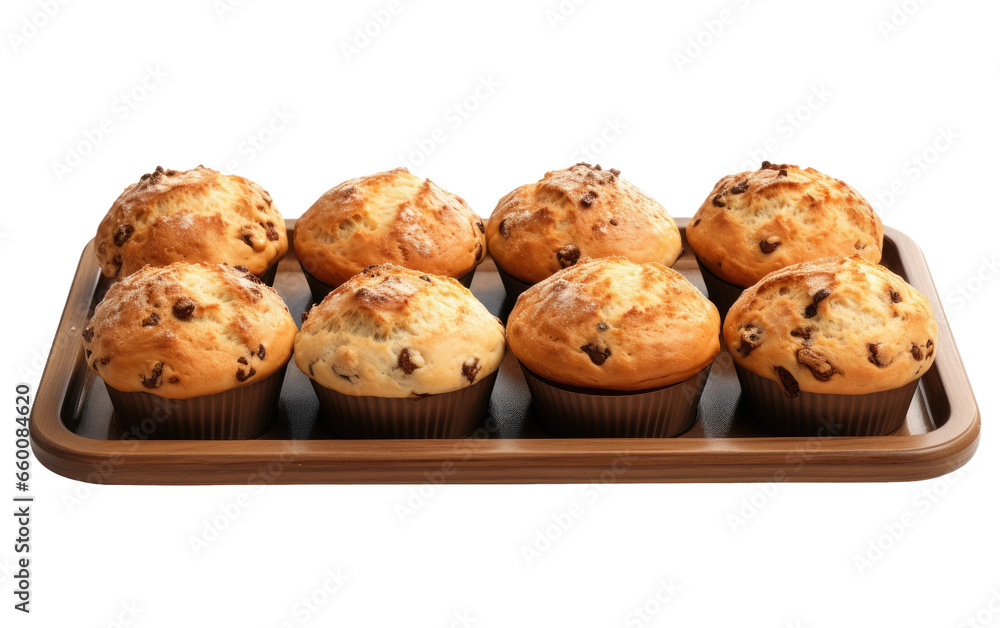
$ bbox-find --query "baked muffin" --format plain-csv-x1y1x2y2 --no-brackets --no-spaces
723,255,937,436
82,262,298,438
506,256,720,437
687,161,883,315
294,168,486,302
486,163,683,297
95,165,288,282
295,264,505,437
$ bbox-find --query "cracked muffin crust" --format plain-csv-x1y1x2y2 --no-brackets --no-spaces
723,255,937,396
486,163,683,284
294,168,486,287
506,256,720,390
95,165,287,279
294,264,505,397
82,262,297,398
686,161,883,287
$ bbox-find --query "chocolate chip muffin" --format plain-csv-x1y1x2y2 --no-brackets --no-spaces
294,264,505,438
82,262,297,438
294,168,486,302
723,255,937,436
95,165,288,282
506,256,719,437
686,161,883,315
486,163,683,296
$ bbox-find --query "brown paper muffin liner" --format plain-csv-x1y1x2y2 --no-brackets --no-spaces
734,364,918,436
257,262,279,287
695,258,747,320
495,263,534,304
520,364,711,438
301,265,477,304
106,365,287,440
311,371,498,438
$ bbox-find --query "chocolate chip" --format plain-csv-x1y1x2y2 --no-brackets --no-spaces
609,168,621,177
141,312,160,327
738,325,764,357
474,242,483,262
911,343,925,361
797,348,837,381
165,169,177,176
890,289,902,304
609,218,618,226
759,237,781,254
419,275,431,283
597,322,609,331
238,356,248,365
927,339,934,349
778,169,788,177
140,166,166,182
462,358,481,383
731,180,749,194
234,265,250,274
804,289,831,319
774,366,800,399
499,218,511,239
113,224,135,247
236,367,256,382
790,328,812,343
761,161,772,169
477,220,485,234
241,234,254,247
712,194,725,208
580,190,598,207
265,221,280,241
398,348,417,375
141,362,164,389
692,218,701,227
172,298,195,320
581,344,611,365
257,343,266,360
867,342,893,368
556,244,581,268
82,327,95,342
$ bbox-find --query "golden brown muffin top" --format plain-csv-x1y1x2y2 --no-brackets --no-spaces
486,163,682,284
507,256,720,390
294,168,486,287
687,162,882,287
724,255,937,396
82,262,297,398
95,165,287,279
295,264,505,398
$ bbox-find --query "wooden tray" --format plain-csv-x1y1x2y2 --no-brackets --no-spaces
30,220,980,484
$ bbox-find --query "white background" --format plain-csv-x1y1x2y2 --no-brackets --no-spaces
2,0,998,626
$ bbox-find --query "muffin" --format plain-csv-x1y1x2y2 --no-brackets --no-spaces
82,262,298,439
687,161,883,316
506,256,720,437
294,264,505,438
724,255,937,436
95,165,288,284
486,163,683,300
294,168,486,303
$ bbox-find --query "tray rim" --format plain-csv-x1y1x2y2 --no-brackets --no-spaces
29,220,981,484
